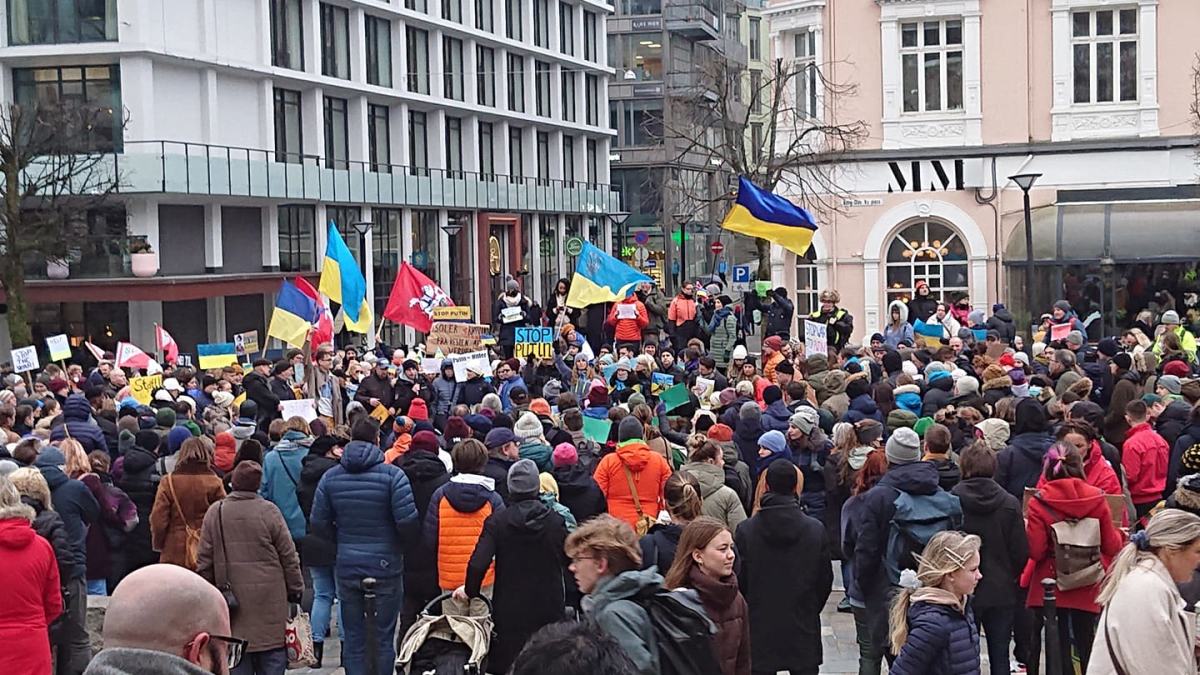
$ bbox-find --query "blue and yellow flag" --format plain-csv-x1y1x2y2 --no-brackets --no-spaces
196,343,239,370
566,241,652,308
720,176,818,256
268,280,319,348
319,223,373,333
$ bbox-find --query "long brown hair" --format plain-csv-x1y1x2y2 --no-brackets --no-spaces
853,450,888,496
664,516,730,589
663,471,703,523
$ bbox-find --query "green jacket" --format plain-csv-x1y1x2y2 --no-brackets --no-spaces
680,461,747,531
705,309,739,369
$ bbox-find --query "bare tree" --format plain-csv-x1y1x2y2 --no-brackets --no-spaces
666,54,867,279
0,102,125,346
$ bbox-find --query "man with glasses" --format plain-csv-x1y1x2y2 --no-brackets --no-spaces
86,563,247,675
308,346,344,428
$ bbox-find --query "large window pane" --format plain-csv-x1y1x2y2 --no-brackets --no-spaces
479,121,495,179
368,104,390,172
319,3,350,79
444,37,464,100
476,46,495,106
365,16,392,86
946,50,962,110
1096,41,1113,102
270,0,303,69
278,205,315,272
412,210,440,284
507,54,525,112
533,0,549,47
372,208,403,346
535,60,551,116
923,52,940,111
561,71,577,121
13,65,123,152
323,96,348,169
508,127,523,181
475,0,492,31
1073,44,1091,103
902,54,919,112
1119,41,1137,101
406,27,429,94
272,87,302,163
408,111,427,175
560,2,574,55
445,116,463,177
506,0,521,39
9,0,117,45
442,0,461,22
612,33,664,79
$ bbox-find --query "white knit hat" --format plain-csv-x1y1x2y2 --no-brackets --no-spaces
513,412,543,442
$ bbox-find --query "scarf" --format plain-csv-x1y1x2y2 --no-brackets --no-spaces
848,445,873,470
911,587,967,613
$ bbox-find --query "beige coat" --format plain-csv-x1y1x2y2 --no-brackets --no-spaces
1086,556,1196,675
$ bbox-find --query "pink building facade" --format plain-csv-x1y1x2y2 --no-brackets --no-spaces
764,0,1200,343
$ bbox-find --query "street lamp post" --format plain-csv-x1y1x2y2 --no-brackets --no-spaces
608,211,630,258
673,212,690,290
350,220,373,281
1008,173,1041,331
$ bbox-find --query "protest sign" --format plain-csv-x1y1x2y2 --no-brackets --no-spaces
616,303,638,320
660,383,690,413
426,322,486,354
694,376,715,405
651,372,674,394
11,346,38,373
419,358,442,374
432,306,472,321
514,327,554,360
450,350,492,382
197,343,238,370
129,374,163,405
280,398,318,422
803,320,828,359
582,416,612,444
369,404,390,422
233,330,260,357
971,328,987,343
46,334,72,362
499,306,523,324
1050,323,1072,342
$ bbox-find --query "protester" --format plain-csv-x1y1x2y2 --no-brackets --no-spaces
426,439,505,597
510,620,639,675
296,434,345,666
679,441,747,531
639,470,702,572
0,473,62,675
1120,399,1170,521
593,417,672,533
259,417,310,543
150,436,226,572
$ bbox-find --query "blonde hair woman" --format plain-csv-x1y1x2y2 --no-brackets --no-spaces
888,530,982,675
1087,509,1200,675
59,439,90,479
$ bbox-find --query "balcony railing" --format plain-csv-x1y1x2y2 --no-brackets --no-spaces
90,141,620,215
23,235,138,280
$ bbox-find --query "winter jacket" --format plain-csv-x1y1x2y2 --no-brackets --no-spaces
639,288,669,336
426,474,505,591
1088,556,1196,675
36,458,100,580
889,598,980,675
667,295,699,342
310,440,420,578
927,458,961,492
429,372,460,418
552,464,607,524
995,431,1055,501
884,301,914,349
639,522,683,572
78,648,215,675
921,376,954,417
762,291,795,339
49,394,109,454
1122,422,1169,505
464,496,569,673
352,373,395,411
394,448,450,590
593,441,672,531
0,514,62,675
493,293,533,347
25,497,72,584
809,306,854,350
81,472,139,582
952,478,1027,609
517,439,554,473
149,460,226,570
685,566,751,675
760,400,793,433
846,393,884,425
705,308,739,368
115,445,161,572
681,462,747,531
196,491,304,652
458,377,495,409
905,294,939,325
260,432,309,540
297,453,339,568
734,491,832,673
986,307,1017,344
243,371,281,431
498,375,527,413
1167,421,1200,498
608,297,650,343
583,568,680,675
1024,477,1124,612
732,416,764,477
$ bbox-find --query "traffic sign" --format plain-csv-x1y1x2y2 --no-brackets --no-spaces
565,237,584,256
731,264,753,292
710,241,725,255
634,231,649,246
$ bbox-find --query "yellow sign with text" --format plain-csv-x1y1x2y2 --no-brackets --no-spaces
432,306,472,321
130,374,163,405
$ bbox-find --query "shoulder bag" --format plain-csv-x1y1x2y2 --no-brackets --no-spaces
215,502,239,611
165,476,201,569
622,464,657,536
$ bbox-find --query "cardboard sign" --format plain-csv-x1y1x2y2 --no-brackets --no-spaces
514,327,554,360
450,350,492,382
280,398,318,422
426,322,486,354
129,374,163,405
694,376,715,406
582,416,612,444
419,358,443,374
46,334,72,362
11,346,38,373
803,320,828,359
660,383,690,412
499,306,523,324
432,306,472,321
370,404,390,422
233,330,260,356
1050,323,1072,342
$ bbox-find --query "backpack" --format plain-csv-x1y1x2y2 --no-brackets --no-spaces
1035,492,1105,591
1180,439,1200,475
884,490,963,583
635,589,722,675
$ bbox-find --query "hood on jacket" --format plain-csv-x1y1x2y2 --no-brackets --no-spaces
1008,430,1054,464
0,511,36,546
504,498,555,533
301,453,339,485
887,300,909,325
121,446,158,474
587,567,665,609
680,462,726,499
991,308,1014,323
340,440,385,473
755,492,808,545
396,450,448,482
1158,401,1191,428
443,475,497,513
878,460,941,496
1013,398,1048,435
230,420,256,440
63,394,92,422
952,477,1010,513
615,441,657,472
849,393,879,417
553,464,597,495
1034,476,1108,518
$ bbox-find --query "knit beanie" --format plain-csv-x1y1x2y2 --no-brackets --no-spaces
513,412,544,442
913,416,935,438
444,416,472,443
135,430,161,455
231,460,263,492
954,376,980,397
552,443,578,468
529,398,553,417
739,401,762,421
407,398,429,422
707,423,734,442
885,427,921,465
1159,375,1183,395
757,430,786,455
617,416,644,443
789,408,818,435
765,459,799,495
464,414,493,437
411,430,440,454
156,407,176,428
1163,361,1191,379
507,458,540,499
762,385,782,405
167,426,192,454
886,409,918,433
118,429,136,456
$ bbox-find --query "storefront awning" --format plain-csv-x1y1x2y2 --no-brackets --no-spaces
1005,200,1200,263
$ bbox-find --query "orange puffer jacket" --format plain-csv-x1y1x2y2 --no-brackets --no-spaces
593,441,672,530
425,475,505,590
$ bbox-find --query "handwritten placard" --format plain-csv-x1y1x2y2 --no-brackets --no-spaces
803,320,828,359
426,322,486,354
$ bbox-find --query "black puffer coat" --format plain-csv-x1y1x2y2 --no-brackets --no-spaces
297,453,339,568
638,522,682,573
551,464,607,525
114,445,160,574
394,449,450,600
951,478,1027,609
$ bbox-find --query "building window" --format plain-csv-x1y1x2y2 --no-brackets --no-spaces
612,33,663,80
614,99,663,147
270,0,303,69
585,138,597,186
8,0,117,45
323,96,348,169
582,11,597,61
584,74,599,126
560,2,574,55
406,0,427,13
750,69,763,114
12,65,122,152
536,131,550,185
368,103,391,173
563,135,575,185
442,0,462,22
445,116,463,177
794,29,818,118
406,27,430,94
447,211,475,321
900,19,963,113
372,208,402,345
508,127,523,182
619,0,660,14
272,88,302,163
476,0,493,32
479,121,495,180
476,46,495,106
505,0,522,40
319,3,350,79
1072,8,1137,104
885,220,968,305
749,17,761,60
278,204,316,272
535,61,551,117
794,246,819,318
412,210,440,283
507,54,525,112
561,71,577,121
365,16,392,86
442,37,464,100
409,110,428,176
533,0,550,47
750,122,763,160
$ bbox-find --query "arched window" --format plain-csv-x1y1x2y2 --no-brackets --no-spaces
794,245,819,317
885,220,968,305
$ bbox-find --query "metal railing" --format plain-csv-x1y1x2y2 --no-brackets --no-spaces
24,235,140,280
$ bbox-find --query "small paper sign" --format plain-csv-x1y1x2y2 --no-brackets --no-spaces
432,306,472,321
11,346,39,373
616,303,638,320
129,374,163,405
754,280,772,296
694,376,715,406
651,372,674,394
450,350,492,382
46,334,72,362
582,415,612,443
420,358,443,374
233,330,260,356
370,404,390,422
803,320,828,359
1050,323,1072,342
280,398,318,422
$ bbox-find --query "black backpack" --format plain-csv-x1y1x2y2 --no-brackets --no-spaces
635,588,721,675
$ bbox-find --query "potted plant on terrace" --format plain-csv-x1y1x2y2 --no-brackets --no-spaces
129,237,158,277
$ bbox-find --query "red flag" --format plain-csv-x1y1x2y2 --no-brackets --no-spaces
155,325,179,365
293,276,334,350
84,341,108,362
115,341,151,370
383,263,453,333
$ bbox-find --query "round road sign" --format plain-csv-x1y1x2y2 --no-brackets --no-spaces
565,237,584,256
710,241,725,255
634,231,650,246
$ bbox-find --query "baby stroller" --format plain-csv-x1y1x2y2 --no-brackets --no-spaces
396,592,493,675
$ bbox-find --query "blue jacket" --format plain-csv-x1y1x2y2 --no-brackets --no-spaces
760,401,793,433
498,376,527,412
49,394,109,455
310,440,420,578
845,393,884,425
36,453,99,580
260,431,309,539
852,461,946,599
890,600,980,675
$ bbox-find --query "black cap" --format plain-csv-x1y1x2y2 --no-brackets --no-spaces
252,358,272,368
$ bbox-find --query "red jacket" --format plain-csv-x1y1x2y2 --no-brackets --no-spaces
1023,478,1124,612
1121,422,1168,505
607,297,649,342
0,516,62,675
1036,441,1127,526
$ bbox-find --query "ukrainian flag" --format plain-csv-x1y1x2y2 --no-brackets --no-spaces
196,343,239,370
268,280,319,348
319,223,373,333
566,241,652,308
720,176,818,256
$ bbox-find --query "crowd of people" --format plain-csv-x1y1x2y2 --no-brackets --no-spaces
1,278,1200,675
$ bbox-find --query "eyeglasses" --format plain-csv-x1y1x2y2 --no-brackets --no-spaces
570,556,598,565
207,634,247,669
